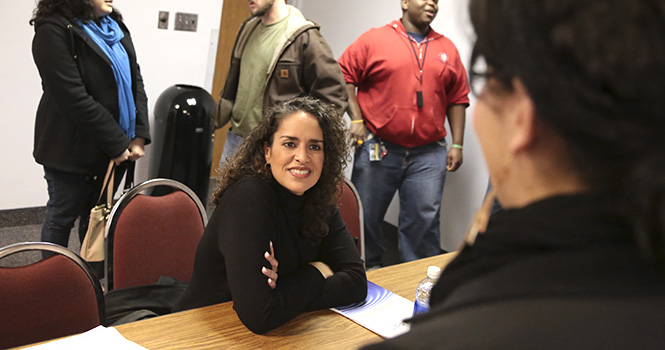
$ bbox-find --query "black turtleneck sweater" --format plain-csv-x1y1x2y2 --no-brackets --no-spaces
173,177,367,334
364,194,665,349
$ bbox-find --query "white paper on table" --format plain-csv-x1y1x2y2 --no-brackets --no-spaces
23,325,147,350
332,281,413,338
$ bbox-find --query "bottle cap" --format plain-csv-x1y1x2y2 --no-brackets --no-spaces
427,265,442,279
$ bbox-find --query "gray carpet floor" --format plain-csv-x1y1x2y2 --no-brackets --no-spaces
0,208,80,267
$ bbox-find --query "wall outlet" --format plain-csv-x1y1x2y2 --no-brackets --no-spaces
174,12,198,32
158,11,169,29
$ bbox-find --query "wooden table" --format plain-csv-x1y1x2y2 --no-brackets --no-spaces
116,253,457,349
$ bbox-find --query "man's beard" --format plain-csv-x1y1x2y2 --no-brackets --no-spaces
251,0,275,17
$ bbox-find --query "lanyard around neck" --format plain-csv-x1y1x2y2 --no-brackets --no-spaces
407,34,429,108
407,34,429,84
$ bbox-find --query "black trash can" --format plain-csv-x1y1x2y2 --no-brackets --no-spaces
149,84,215,207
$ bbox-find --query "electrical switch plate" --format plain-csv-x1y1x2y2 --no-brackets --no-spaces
174,12,198,32
158,11,169,29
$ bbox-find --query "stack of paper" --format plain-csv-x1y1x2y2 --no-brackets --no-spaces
24,326,146,350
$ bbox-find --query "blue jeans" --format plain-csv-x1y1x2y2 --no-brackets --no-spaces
41,165,125,248
352,137,447,267
218,129,244,168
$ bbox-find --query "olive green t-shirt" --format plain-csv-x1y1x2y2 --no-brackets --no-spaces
231,16,289,137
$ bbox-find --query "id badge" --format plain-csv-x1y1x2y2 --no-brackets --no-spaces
369,142,388,162
369,143,381,161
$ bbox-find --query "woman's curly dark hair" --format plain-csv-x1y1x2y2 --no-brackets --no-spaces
212,96,350,243
30,0,121,25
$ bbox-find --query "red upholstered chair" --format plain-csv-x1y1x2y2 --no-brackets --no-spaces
105,178,207,291
337,178,366,264
0,242,104,349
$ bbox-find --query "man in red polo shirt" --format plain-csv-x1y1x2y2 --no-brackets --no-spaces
338,0,470,269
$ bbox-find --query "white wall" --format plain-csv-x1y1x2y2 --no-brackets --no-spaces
294,0,488,251
0,0,223,210
1,0,45,210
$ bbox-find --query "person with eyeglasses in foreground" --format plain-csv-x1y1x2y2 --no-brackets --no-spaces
363,0,665,348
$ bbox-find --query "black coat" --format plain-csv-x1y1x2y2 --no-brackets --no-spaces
32,12,150,174
363,194,665,349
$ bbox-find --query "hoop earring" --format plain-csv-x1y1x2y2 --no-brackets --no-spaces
265,163,271,171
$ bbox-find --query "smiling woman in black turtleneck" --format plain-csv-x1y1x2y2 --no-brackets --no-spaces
173,97,367,334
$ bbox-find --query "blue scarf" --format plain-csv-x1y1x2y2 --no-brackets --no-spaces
79,16,136,139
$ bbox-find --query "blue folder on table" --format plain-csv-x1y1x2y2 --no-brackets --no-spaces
332,281,413,338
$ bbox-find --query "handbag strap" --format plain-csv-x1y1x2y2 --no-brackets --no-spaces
123,161,135,193
106,166,115,207
95,160,115,206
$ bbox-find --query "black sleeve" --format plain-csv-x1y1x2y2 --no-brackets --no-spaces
306,207,368,310
32,21,130,158
217,179,329,334
132,61,150,144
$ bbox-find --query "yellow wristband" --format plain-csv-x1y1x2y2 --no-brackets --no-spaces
351,119,364,124
452,144,463,150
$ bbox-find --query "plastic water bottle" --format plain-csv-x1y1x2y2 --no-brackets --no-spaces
413,265,442,316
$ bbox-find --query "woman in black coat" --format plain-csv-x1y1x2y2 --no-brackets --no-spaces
30,0,150,251
364,0,665,349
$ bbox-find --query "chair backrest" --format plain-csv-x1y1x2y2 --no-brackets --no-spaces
105,178,207,291
0,242,104,349
337,178,365,263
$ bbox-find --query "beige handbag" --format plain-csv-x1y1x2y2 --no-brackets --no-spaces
80,161,115,262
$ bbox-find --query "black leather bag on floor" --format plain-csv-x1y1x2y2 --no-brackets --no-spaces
104,276,186,326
